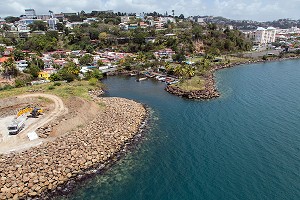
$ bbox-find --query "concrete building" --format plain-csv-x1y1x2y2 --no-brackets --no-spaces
47,18,59,30
36,15,51,20
19,19,36,25
16,60,28,71
253,27,276,45
24,9,36,19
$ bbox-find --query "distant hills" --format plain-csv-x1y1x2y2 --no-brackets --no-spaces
197,16,300,30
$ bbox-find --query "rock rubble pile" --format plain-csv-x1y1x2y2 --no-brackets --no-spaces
0,97,146,199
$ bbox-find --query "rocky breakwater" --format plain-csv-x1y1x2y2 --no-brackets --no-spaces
165,75,220,100
165,58,290,100
0,97,147,199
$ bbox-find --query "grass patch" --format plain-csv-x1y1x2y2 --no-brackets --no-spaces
174,76,205,91
226,56,251,64
48,85,55,90
37,96,53,103
47,81,98,100
0,80,101,100
97,101,106,109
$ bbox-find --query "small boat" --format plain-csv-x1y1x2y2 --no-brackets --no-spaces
157,76,166,81
136,77,147,82
167,80,179,85
130,73,137,76
145,73,155,78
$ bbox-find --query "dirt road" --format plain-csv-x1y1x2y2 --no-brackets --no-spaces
0,93,68,154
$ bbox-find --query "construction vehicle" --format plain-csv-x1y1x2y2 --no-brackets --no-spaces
17,106,43,118
29,107,43,118
7,118,26,135
7,106,42,135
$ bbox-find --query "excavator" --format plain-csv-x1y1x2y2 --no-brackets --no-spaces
17,106,43,118
29,107,43,118
7,106,43,135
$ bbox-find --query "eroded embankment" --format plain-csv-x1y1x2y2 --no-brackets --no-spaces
0,97,146,199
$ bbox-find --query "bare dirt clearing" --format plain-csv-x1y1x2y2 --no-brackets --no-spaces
0,93,101,154
0,93,69,153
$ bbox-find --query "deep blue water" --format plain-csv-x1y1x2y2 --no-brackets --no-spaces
66,59,300,200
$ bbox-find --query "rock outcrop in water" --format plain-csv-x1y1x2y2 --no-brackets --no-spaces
165,73,220,99
166,55,300,100
0,97,147,199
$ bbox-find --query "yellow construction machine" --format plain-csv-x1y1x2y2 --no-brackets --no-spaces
17,106,43,118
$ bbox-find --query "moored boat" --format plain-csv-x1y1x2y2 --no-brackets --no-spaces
136,77,147,82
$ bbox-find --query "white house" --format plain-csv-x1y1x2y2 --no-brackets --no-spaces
47,18,59,30
253,27,276,45
16,60,28,71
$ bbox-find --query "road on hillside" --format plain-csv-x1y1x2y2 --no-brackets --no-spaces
0,93,68,154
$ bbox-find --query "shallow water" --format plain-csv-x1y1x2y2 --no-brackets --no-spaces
65,59,300,200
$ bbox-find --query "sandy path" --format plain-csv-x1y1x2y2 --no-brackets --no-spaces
0,93,68,154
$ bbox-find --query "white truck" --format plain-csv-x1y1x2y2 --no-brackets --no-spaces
7,118,25,135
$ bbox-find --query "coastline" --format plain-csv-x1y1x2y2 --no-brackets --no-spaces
165,55,300,100
0,96,149,199
42,103,151,199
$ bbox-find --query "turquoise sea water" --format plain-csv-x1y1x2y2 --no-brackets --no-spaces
66,59,300,200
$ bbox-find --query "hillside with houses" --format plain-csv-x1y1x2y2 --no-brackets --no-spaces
0,8,299,90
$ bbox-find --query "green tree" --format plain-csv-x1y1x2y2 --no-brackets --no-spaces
1,24,11,31
0,46,5,56
29,21,48,32
178,14,185,19
1,58,19,78
98,32,107,41
97,60,104,66
172,53,186,62
56,23,65,32
23,35,58,52
185,65,195,78
84,69,103,80
46,31,59,40
24,64,40,78
136,52,146,64
57,61,80,82
79,54,93,65
85,45,94,54
4,16,20,23
173,65,184,77
49,73,61,81
30,57,45,69
13,49,25,61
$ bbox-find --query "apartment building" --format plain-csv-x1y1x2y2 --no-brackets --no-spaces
253,27,276,45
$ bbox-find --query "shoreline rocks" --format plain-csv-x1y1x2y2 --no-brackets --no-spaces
166,55,300,100
0,97,148,199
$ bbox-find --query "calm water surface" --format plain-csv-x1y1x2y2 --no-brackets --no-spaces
65,60,300,200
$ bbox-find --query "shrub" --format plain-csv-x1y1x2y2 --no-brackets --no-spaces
15,79,26,88
53,82,61,86
48,85,55,90
49,73,61,81
0,85,14,91
262,55,268,60
89,77,98,86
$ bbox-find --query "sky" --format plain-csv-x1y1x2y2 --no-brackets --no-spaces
0,0,299,21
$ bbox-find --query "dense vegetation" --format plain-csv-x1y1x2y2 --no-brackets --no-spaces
0,12,252,56
0,11,253,90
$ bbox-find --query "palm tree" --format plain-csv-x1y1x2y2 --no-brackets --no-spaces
173,65,183,77
185,65,195,78
136,52,146,64
165,62,173,74
2,58,18,79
